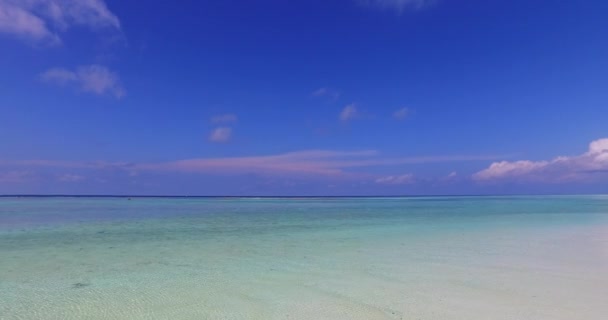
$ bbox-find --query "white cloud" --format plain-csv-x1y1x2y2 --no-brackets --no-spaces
312,87,340,100
0,2,59,44
393,107,409,120
209,127,232,143
0,0,120,44
473,138,608,183
589,139,608,154
41,64,125,98
359,0,433,12
40,67,76,83
474,160,548,180
340,104,358,122
211,114,238,124
376,173,415,185
49,0,119,29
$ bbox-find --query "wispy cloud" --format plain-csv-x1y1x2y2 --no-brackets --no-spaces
437,171,459,184
1,150,507,183
375,173,415,185
145,150,379,177
473,138,608,183
209,127,232,143
0,159,135,170
211,114,238,124
0,170,35,183
40,64,125,98
393,107,409,120
312,87,340,101
0,1,59,44
339,104,359,122
358,0,434,13
57,173,84,182
0,0,120,44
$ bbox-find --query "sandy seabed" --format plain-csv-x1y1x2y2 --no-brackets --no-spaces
1,196,607,319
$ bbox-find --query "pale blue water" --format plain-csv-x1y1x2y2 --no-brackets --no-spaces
1,196,607,319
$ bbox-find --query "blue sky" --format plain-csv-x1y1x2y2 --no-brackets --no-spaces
0,0,607,195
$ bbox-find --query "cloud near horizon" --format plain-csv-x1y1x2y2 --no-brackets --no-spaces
0,150,506,187
0,0,120,44
0,171,35,183
375,173,415,185
40,65,125,98
473,138,608,183
57,173,84,182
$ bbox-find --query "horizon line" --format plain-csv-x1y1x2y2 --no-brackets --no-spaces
1,193,606,199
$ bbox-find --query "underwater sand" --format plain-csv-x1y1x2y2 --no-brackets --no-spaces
1,196,607,319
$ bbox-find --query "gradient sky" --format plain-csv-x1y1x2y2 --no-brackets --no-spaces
1,0,607,195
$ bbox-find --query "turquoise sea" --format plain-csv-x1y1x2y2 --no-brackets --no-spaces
1,196,607,319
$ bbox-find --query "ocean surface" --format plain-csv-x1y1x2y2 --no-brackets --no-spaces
1,196,607,319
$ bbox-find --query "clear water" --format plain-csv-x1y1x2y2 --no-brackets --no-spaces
1,196,607,319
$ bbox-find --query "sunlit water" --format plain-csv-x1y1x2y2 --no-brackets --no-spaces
1,196,607,319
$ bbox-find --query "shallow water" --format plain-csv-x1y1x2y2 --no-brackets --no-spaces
1,196,607,319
